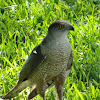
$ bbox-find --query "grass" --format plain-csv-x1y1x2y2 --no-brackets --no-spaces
0,0,100,100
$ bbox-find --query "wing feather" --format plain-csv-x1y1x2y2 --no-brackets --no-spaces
18,45,45,82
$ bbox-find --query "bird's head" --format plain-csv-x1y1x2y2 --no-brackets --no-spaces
48,20,74,37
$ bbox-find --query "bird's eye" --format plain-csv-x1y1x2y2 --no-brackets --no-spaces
59,25,64,29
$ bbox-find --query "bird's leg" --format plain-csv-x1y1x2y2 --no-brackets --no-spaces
28,80,54,100
37,78,47,100
54,73,66,100
28,86,37,100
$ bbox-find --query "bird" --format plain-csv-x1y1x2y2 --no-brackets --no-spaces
2,20,74,100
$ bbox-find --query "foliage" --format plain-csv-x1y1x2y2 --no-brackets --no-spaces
0,0,100,99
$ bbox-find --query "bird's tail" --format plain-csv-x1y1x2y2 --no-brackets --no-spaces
2,81,29,99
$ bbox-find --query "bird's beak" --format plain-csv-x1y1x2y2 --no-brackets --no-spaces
70,26,74,31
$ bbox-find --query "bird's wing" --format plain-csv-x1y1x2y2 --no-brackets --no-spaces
67,50,73,71
18,44,45,82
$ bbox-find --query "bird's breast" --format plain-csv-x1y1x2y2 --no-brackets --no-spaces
49,41,71,65
31,38,72,81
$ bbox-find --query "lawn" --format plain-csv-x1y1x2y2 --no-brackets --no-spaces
0,0,100,100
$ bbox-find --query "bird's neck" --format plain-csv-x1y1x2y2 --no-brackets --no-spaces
46,32,67,41
42,33,68,47
41,32,70,55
